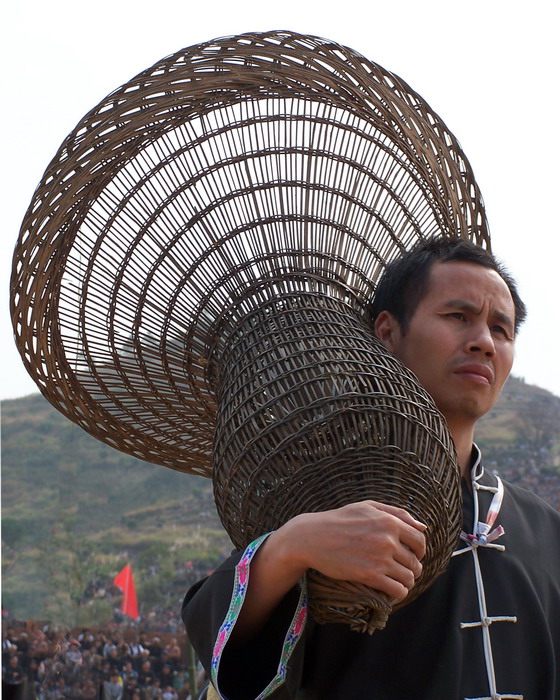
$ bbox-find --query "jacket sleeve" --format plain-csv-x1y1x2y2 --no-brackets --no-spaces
182,534,308,699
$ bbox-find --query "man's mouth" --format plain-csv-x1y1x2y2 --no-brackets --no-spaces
453,364,494,385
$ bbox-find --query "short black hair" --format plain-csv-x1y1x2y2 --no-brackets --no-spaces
369,237,527,335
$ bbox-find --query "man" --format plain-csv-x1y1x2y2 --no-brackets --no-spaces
183,237,560,699
2,653,26,699
103,671,124,700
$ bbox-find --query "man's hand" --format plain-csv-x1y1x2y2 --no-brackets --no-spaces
232,501,426,644
272,501,426,601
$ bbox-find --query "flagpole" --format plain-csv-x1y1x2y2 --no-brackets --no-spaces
186,638,198,698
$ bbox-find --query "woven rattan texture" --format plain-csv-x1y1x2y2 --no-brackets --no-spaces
11,30,479,630
11,29,489,477
213,291,462,631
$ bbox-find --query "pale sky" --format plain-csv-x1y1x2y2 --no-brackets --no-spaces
2,0,559,401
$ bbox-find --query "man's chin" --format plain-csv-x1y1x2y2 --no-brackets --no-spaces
440,396,494,427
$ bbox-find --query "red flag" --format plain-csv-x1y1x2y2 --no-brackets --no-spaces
113,564,139,619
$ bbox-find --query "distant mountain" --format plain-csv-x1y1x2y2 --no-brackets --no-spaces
2,377,559,625
475,376,560,483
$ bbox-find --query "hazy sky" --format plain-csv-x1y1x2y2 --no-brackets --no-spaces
2,0,558,402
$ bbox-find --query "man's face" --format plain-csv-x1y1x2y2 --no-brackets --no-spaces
375,260,515,432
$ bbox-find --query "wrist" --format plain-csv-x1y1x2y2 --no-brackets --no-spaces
264,516,311,584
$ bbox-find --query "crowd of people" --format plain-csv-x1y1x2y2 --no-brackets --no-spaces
4,439,558,700
485,443,560,510
2,623,205,700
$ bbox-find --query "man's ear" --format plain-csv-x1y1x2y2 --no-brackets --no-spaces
373,310,401,352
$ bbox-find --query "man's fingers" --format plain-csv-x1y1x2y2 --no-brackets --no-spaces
290,501,427,594
378,562,418,602
399,526,427,562
367,501,428,560
395,546,423,580
370,501,427,531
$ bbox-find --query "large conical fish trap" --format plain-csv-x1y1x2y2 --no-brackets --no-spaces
11,30,487,631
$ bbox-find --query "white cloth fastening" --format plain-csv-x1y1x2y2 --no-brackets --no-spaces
452,446,523,700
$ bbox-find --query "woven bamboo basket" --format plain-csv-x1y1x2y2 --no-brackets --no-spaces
11,30,488,631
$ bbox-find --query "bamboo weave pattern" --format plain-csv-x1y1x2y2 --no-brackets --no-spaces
10,30,488,630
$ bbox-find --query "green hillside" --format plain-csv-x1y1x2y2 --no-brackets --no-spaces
1,392,232,626
2,377,559,626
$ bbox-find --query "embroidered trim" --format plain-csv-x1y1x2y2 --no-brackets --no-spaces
256,586,308,699
211,534,308,700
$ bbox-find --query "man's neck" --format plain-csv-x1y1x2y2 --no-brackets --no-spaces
448,424,476,478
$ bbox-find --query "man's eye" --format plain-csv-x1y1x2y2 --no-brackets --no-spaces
448,312,465,321
492,325,510,338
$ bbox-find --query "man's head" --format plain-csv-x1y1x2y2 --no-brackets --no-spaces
371,237,525,446
369,236,526,335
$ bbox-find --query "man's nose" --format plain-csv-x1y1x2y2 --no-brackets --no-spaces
466,324,496,357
